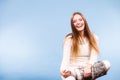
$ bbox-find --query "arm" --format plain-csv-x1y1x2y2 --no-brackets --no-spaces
83,49,99,77
89,34,99,65
84,34,99,77
60,37,72,78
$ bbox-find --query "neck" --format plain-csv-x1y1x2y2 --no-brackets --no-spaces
79,30,85,38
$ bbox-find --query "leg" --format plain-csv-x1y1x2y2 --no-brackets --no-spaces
65,76,76,80
74,68,84,80
102,60,111,71
61,67,84,80
91,60,111,80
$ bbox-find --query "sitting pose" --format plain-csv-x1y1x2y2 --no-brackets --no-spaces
60,12,110,80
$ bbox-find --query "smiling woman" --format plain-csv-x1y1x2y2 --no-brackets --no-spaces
0,0,120,80
60,12,111,80
72,14,85,31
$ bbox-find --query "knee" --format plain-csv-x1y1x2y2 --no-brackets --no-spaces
102,60,111,71
65,76,76,80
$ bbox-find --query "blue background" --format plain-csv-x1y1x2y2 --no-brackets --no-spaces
0,0,120,80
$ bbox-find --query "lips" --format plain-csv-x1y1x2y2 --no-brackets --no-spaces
76,23,83,28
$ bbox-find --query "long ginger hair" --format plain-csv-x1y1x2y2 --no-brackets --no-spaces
69,12,99,57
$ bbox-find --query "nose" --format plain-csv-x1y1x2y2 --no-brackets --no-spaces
76,21,80,25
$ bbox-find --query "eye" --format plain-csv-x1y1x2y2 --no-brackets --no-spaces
73,20,77,23
79,18,83,21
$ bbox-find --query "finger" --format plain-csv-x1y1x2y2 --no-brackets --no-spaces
63,70,66,73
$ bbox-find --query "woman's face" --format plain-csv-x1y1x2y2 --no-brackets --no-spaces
72,14,85,31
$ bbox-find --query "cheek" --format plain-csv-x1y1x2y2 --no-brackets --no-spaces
81,21,84,24
73,23,77,26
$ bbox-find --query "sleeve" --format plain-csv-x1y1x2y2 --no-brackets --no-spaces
89,49,98,65
60,37,71,72
89,34,99,65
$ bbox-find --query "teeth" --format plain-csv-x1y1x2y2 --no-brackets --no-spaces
78,24,82,27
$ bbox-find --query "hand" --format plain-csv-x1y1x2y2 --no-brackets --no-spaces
83,64,92,78
61,70,71,78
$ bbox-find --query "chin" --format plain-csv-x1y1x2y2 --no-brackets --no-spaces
76,26,84,31
77,28,84,31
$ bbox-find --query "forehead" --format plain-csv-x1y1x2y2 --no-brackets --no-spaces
73,14,82,19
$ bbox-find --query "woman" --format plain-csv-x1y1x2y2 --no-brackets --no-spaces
60,12,110,80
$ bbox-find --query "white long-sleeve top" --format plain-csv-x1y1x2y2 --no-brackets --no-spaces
60,34,99,72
